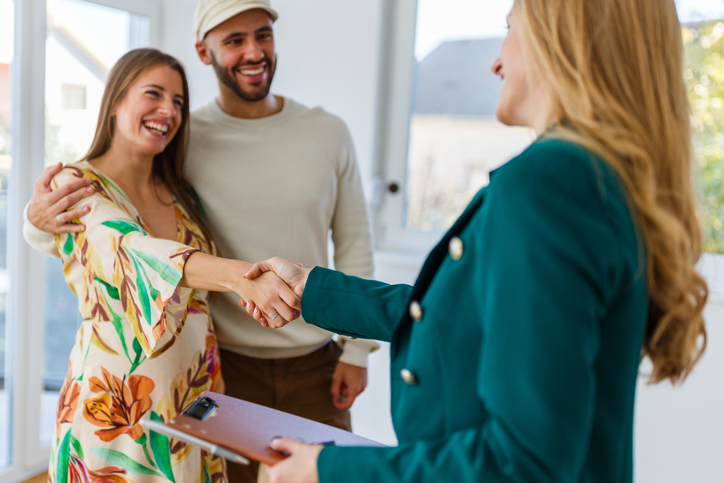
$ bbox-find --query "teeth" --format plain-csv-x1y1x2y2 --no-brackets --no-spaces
143,121,168,134
241,67,264,76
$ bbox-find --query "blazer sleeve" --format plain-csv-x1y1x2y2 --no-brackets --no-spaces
302,267,413,343
317,142,628,482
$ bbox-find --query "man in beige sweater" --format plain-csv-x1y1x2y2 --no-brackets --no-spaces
24,1,377,481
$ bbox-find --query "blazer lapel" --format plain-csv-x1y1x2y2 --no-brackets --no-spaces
408,186,486,307
389,187,487,360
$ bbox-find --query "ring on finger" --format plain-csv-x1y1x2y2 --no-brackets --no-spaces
56,214,62,224
269,312,280,321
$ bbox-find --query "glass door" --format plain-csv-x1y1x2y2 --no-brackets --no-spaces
40,0,150,445
0,0,14,469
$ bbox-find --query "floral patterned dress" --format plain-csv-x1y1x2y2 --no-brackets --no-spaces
49,161,226,483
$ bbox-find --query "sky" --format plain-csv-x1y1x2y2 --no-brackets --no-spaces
3,0,724,67
414,0,724,61
414,0,513,60
47,0,131,69
0,0,132,67
678,0,724,21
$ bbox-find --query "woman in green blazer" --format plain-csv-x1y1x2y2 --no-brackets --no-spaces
245,0,708,481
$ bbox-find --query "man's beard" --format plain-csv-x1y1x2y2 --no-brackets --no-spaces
210,51,277,102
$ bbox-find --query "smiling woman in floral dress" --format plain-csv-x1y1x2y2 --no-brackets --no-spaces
40,48,300,483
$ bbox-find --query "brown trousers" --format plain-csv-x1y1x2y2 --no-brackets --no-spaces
219,341,351,483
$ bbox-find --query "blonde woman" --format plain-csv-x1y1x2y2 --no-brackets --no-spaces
242,0,708,482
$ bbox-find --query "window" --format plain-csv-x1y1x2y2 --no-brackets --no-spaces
375,0,530,254
60,84,86,110
678,1,724,255
41,0,152,446
0,1,158,481
377,0,724,294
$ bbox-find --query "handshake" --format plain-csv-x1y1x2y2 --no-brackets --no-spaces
237,257,313,329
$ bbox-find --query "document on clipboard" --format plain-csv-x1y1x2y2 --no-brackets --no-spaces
140,391,386,465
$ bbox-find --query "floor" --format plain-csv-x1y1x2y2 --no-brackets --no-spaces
21,473,46,483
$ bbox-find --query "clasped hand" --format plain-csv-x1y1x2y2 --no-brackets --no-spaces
240,257,312,328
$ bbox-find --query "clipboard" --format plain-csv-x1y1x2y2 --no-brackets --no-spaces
141,391,386,465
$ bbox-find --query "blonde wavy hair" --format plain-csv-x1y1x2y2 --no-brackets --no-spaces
514,0,707,383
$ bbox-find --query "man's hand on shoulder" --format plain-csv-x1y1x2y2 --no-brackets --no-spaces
28,162,94,234
330,361,368,410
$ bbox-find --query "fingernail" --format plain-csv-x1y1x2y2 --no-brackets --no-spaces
86,187,94,193
269,437,281,450
254,307,259,316
83,206,90,212
247,301,252,309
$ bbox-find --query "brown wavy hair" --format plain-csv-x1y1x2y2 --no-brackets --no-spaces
514,0,707,383
83,48,214,250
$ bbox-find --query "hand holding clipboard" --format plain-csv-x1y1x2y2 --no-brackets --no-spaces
140,392,385,466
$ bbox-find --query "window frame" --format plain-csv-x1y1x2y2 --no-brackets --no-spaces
373,0,444,256
2,1,159,481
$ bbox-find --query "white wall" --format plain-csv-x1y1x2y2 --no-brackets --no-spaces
159,1,724,479
634,295,724,483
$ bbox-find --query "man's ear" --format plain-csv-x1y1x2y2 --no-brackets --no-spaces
195,41,213,65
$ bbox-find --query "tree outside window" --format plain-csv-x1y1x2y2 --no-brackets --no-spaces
685,19,724,253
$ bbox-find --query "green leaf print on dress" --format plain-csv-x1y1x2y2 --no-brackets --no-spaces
149,411,176,482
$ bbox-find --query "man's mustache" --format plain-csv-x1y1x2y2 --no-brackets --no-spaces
234,59,270,70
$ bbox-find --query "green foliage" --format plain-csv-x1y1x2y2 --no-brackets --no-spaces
683,20,724,253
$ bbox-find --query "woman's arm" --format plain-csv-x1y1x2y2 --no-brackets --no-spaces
180,252,300,322
53,166,298,355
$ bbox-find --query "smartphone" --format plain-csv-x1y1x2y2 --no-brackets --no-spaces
183,396,218,421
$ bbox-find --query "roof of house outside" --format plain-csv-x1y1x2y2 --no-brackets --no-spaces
413,37,504,117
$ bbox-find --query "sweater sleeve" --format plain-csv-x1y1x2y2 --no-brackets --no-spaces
23,202,61,258
317,142,626,482
336,337,380,367
329,121,374,279
328,121,378,364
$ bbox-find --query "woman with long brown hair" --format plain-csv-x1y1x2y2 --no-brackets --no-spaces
241,0,708,481
43,48,298,482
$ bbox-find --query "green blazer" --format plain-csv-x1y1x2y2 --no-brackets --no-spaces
303,137,648,482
